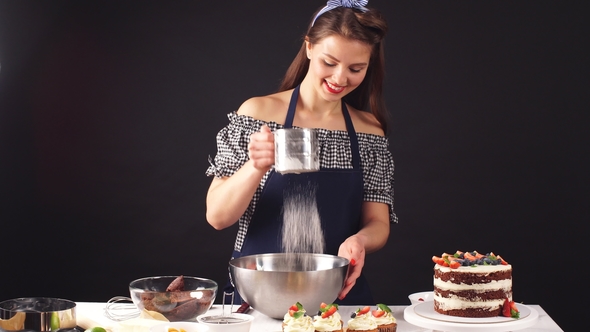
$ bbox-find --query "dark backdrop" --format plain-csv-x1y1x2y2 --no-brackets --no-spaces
0,1,587,330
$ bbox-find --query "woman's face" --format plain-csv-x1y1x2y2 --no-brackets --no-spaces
306,34,371,102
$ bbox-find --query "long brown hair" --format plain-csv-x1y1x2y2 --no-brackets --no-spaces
279,6,389,133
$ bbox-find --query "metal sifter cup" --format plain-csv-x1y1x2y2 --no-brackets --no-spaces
274,128,320,174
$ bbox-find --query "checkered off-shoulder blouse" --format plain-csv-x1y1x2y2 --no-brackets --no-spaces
206,112,398,252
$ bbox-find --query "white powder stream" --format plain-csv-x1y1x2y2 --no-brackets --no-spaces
280,182,325,271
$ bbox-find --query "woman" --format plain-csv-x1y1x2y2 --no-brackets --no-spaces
206,0,397,305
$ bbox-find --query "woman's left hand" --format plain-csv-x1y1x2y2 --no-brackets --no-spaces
337,235,366,300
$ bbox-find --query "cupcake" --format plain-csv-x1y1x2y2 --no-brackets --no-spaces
313,303,343,332
346,306,378,332
283,302,314,332
372,304,397,332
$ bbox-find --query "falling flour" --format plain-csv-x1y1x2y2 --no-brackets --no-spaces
280,182,325,271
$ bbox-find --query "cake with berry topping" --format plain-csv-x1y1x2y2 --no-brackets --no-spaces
432,250,513,318
346,306,378,332
313,303,343,332
283,302,314,332
372,304,397,332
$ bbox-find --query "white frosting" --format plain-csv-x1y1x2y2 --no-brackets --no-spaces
434,294,507,311
283,309,306,324
373,311,396,326
433,264,512,292
435,263,511,274
282,313,314,332
347,312,377,330
433,277,512,292
313,311,342,331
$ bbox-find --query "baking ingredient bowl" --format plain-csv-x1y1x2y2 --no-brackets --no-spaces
0,297,76,331
229,253,349,319
149,321,210,332
196,313,253,332
129,276,217,322
408,291,434,304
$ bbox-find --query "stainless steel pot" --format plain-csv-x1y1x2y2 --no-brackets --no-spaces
0,298,76,332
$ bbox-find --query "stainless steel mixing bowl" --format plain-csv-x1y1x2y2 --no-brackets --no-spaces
229,253,349,319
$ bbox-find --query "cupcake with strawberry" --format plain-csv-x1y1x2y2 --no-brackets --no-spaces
372,304,396,332
313,303,343,332
283,302,314,332
346,306,378,332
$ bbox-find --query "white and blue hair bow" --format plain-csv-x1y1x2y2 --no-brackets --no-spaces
312,0,369,26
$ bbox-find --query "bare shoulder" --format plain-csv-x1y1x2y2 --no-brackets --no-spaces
236,90,292,124
348,106,385,136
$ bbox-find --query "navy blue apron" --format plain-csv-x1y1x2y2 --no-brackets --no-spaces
225,85,373,305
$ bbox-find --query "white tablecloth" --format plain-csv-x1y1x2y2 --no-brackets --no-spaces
75,302,563,332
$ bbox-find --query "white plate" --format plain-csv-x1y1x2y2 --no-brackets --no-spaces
414,301,530,323
404,302,539,332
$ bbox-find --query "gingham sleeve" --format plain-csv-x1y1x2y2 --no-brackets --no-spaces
206,112,281,178
358,133,398,223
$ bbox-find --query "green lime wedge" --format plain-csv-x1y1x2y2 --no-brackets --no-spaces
50,312,60,331
85,327,107,332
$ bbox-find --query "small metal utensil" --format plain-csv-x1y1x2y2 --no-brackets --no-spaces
198,292,248,324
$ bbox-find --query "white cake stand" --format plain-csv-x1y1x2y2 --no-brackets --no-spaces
404,301,539,332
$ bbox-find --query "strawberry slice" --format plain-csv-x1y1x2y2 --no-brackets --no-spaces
464,252,477,261
502,298,511,317
320,302,327,309
509,301,520,318
432,256,445,265
449,260,461,269
321,305,337,318
372,310,385,318
289,309,296,317
358,306,370,315
289,304,299,311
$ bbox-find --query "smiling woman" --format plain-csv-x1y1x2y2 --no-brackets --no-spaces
205,0,396,307
0,0,582,330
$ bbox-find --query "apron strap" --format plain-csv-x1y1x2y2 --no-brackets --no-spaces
341,103,361,170
284,85,299,128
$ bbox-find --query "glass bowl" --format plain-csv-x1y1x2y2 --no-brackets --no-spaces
129,276,217,321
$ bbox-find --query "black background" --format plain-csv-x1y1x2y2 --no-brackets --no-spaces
0,1,587,331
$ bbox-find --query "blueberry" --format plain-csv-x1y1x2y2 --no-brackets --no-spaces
317,311,321,316
351,312,357,318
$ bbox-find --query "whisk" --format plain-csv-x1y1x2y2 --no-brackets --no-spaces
103,296,140,321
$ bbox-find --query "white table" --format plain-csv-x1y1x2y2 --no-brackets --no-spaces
75,302,564,332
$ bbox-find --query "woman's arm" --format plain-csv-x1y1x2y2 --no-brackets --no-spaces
206,123,275,230
337,201,390,300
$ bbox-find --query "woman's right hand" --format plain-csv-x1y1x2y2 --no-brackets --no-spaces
248,125,275,171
